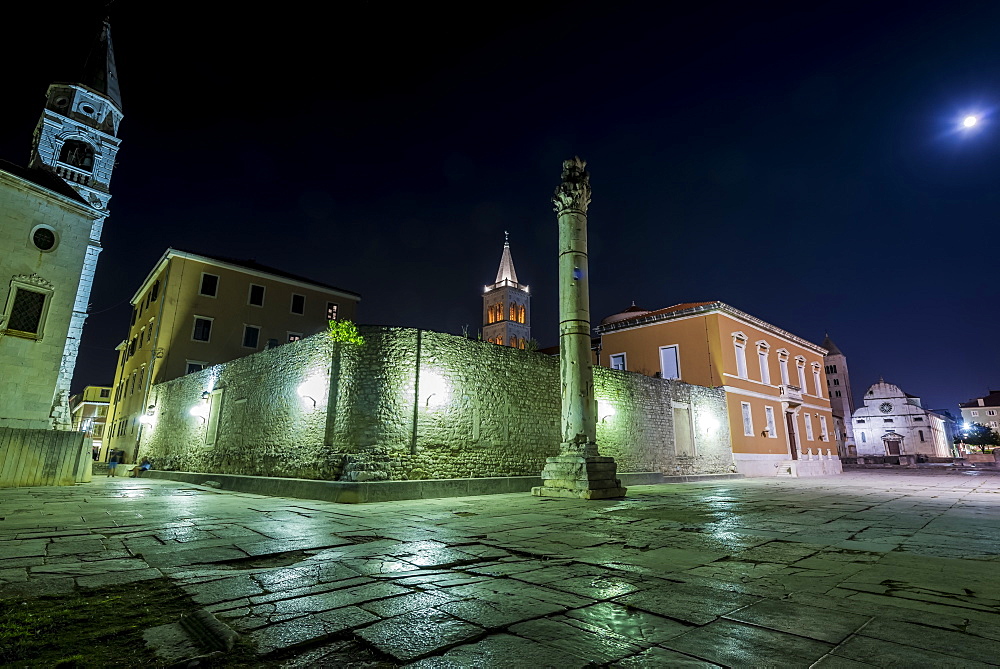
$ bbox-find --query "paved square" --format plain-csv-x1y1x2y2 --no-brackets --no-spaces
2,470,999,666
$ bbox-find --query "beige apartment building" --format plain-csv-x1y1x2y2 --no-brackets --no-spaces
596,301,839,477
70,385,111,457
106,249,360,461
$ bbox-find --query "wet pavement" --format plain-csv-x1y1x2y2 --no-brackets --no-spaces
2,469,1000,666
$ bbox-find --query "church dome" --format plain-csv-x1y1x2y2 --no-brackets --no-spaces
600,303,651,325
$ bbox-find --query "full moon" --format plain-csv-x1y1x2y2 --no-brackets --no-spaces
963,115,978,128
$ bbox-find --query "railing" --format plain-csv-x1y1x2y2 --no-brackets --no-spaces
779,384,803,404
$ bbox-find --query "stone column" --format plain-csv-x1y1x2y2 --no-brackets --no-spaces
532,158,626,500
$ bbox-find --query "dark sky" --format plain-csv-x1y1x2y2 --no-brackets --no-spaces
5,2,999,412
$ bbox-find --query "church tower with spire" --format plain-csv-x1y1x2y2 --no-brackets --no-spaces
822,335,855,455
0,20,123,429
482,234,530,348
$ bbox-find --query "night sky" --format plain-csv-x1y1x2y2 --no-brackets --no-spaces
4,2,999,413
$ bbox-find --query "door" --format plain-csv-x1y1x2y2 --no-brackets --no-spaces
786,412,798,459
885,439,901,455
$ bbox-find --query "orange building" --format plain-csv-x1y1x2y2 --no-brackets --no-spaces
596,301,841,477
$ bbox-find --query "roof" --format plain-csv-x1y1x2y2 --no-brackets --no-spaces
599,302,652,326
0,159,89,205
495,239,518,285
80,20,122,111
821,335,842,356
596,300,827,355
132,248,362,303
959,390,1000,408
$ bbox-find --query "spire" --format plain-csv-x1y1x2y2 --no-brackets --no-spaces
494,233,519,285
81,19,122,111
821,334,842,356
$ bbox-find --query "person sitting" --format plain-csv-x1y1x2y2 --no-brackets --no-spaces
129,457,152,478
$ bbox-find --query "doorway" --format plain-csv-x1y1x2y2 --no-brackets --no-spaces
786,412,798,459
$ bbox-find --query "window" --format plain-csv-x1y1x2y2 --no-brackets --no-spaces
3,283,51,339
796,357,807,391
291,294,305,315
327,302,338,320
741,402,754,436
812,363,823,397
31,226,57,252
610,353,626,371
825,364,837,374
777,350,790,386
833,379,840,386
856,418,865,424
146,319,155,343
861,432,866,443
150,280,160,302
989,410,997,416
765,406,777,438
733,332,748,379
819,415,829,441
58,140,95,170
914,417,923,422
186,361,206,375
99,388,110,398
287,332,303,343
199,273,219,297
510,303,517,321
659,345,680,379
971,410,980,416
495,335,503,346
248,284,265,306
804,413,814,441
131,306,138,326
206,388,224,446
192,316,213,342
242,325,260,348
919,430,925,442
884,418,894,423
835,390,842,397
97,405,108,416
756,342,770,385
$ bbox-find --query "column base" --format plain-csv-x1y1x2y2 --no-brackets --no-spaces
531,455,627,500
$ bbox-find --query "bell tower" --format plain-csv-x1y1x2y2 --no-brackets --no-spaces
482,233,530,348
29,20,123,427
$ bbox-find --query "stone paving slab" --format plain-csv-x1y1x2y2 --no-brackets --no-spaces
3,470,1000,666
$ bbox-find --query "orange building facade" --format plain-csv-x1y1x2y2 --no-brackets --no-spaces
596,301,841,477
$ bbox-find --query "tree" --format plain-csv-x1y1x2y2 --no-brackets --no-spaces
327,320,364,345
955,422,1000,453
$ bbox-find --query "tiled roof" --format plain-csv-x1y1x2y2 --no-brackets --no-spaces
0,160,89,204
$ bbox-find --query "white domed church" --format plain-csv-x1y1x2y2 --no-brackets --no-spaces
851,380,953,458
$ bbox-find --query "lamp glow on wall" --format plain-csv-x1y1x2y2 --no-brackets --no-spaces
598,399,616,423
297,376,326,408
699,414,721,436
139,405,156,427
190,393,210,422
421,371,451,408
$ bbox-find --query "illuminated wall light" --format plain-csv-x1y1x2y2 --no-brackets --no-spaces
699,414,720,435
189,404,208,422
598,399,616,422
297,376,326,408
421,371,451,408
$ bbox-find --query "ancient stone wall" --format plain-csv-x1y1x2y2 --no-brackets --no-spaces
140,327,732,480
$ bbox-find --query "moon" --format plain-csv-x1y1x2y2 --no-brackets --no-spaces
963,115,978,128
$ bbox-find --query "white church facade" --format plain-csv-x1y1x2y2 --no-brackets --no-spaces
852,380,952,458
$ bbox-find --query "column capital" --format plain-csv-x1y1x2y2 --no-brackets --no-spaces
552,156,591,215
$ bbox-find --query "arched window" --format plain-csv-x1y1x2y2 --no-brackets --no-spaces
510,304,517,321
519,305,526,323
518,338,526,349
59,140,95,171
496,335,503,346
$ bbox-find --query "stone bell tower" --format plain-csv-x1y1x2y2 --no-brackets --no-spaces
29,19,124,426
482,233,531,348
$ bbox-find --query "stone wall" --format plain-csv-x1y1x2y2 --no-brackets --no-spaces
140,327,732,481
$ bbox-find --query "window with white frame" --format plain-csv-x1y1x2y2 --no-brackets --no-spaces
609,353,626,371
287,332,303,343
819,415,829,441
765,406,777,438
733,332,748,379
185,361,207,375
2,276,54,340
756,341,770,385
199,273,219,297
777,349,790,386
989,410,997,416
804,413,814,440
192,316,213,342
659,345,680,379
741,402,753,436
796,356,807,390
812,363,823,397
971,410,980,416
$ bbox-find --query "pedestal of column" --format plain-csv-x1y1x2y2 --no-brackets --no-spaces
532,454,627,499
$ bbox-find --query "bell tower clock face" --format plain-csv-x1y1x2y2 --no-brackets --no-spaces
879,402,893,414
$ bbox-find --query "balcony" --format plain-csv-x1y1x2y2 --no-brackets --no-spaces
779,385,803,406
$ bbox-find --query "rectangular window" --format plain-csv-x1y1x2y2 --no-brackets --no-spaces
779,358,789,386
835,390,842,397
186,361,206,375
291,294,305,315
765,406,777,438
659,345,680,379
4,286,49,338
248,284,265,306
206,388,223,446
758,351,770,385
99,388,110,398
856,418,865,424
609,353,626,371
914,417,923,422
884,418,894,423
735,344,748,379
833,379,840,386
797,364,807,391
200,273,219,297
327,302,339,320
972,410,980,416
989,410,997,416
819,415,829,441
97,405,108,416
741,402,754,436
242,325,261,348
919,429,925,442
813,368,823,397
192,316,213,342
287,332,303,343
804,413,814,441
